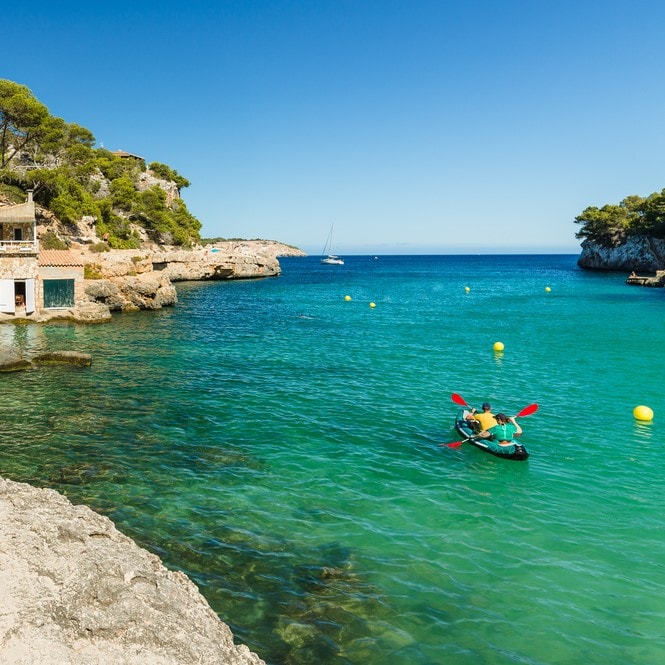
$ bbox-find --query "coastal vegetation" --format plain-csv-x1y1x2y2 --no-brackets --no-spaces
0,79,201,247
575,188,665,246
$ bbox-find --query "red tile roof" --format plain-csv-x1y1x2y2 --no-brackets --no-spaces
38,250,85,267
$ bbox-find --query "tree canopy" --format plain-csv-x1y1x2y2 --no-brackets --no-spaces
575,189,665,246
0,80,51,168
0,78,201,247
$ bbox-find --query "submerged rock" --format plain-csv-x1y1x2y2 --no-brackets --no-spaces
0,351,93,372
0,477,265,664
32,351,92,367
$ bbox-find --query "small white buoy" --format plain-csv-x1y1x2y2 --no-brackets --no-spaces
464,286,470,293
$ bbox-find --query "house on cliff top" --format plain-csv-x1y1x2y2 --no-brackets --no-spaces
0,192,85,315
111,149,144,161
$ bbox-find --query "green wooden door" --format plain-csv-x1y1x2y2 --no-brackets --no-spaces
43,279,74,308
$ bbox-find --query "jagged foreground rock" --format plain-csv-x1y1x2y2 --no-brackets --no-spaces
0,478,265,665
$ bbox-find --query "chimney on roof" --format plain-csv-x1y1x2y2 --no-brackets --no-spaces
27,189,33,203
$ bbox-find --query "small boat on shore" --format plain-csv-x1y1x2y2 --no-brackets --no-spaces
452,409,530,461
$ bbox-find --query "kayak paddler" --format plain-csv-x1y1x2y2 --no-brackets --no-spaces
479,412,522,447
467,402,497,432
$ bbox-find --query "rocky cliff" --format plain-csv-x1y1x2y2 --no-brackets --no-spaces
0,477,265,665
577,236,665,271
89,241,301,283
79,240,305,314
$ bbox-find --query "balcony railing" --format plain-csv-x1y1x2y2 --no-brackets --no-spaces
0,240,39,254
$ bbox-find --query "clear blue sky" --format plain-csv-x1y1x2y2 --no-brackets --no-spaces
6,0,665,254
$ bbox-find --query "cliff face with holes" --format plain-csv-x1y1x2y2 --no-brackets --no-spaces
577,236,665,271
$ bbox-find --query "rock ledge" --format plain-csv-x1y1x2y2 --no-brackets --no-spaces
0,477,265,665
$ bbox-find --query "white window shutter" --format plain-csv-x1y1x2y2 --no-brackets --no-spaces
0,279,15,313
25,278,35,313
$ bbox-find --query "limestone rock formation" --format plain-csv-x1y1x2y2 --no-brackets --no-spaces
0,477,265,665
84,273,178,312
71,301,113,323
154,244,282,281
0,347,31,371
0,304,112,326
136,170,181,206
80,241,305,313
578,236,665,271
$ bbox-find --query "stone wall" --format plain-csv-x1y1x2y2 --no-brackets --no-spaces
0,255,38,280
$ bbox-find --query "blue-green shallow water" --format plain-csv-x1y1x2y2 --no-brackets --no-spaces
1,255,664,664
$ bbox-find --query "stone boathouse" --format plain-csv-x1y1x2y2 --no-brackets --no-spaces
0,191,85,316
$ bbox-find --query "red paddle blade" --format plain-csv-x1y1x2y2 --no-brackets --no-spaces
515,403,538,417
440,441,464,448
451,393,468,407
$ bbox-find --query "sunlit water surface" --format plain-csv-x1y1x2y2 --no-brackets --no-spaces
1,255,664,664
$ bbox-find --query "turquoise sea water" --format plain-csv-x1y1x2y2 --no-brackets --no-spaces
1,254,664,664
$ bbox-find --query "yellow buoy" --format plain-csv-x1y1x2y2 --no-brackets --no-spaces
545,286,551,292
369,302,376,308
464,286,470,292
493,341,504,352
633,405,654,421
344,295,352,301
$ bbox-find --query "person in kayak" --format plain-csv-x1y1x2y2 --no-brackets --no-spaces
468,402,497,432
479,412,522,446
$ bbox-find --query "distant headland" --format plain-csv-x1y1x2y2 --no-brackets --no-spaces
575,187,665,274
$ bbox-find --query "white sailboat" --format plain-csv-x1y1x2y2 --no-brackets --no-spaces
320,226,344,265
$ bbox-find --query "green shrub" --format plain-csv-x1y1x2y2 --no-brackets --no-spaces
148,162,190,189
89,242,110,253
201,236,229,244
0,182,27,203
110,176,137,211
40,230,69,250
84,264,104,279
43,175,100,225
107,234,141,250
